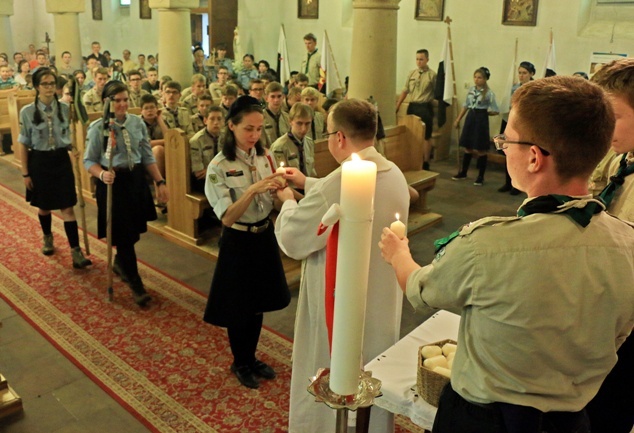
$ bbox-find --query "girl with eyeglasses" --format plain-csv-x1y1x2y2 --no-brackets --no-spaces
453,67,499,186
18,67,92,268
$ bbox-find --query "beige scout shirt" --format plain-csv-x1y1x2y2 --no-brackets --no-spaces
82,87,103,113
205,147,277,223
310,111,325,141
181,93,206,115
402,68,437,103
190,113,205,133
406,198,634,412
263,109,290,146
189,128,219,173
209,82,226,99
128,88,150,109
270,133,316,177
606,152,634,222
301,49,321,86
162,106,195,138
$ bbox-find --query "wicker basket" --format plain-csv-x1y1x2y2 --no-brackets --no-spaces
416,339,457,407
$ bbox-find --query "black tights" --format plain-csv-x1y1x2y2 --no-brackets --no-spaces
227,314,263,367
116,243,139,282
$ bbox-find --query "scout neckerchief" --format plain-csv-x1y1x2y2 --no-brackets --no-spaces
115,116,134,170
205,128,219,154
287,132,306,174
235,147,265,213
43,104,55,149
305,49,318,74
166,106,180,128
434,195,605,253
598,153,634,207
266,109,281,138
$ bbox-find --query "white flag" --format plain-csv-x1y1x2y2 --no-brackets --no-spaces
233,26,243,72
499,61,516,115
542,37,556,77
439,29,454,105
277,25,291,85
319,31,343,97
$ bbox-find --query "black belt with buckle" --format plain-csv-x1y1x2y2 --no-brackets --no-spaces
230,219,270,234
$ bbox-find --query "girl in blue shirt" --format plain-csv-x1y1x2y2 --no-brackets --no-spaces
452,67,499,186
18,68,92,268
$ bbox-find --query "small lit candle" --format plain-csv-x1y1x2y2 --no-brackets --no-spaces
276,162,287,187
390,213,406,239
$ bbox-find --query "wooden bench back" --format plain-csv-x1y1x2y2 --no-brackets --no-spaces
7,91,36,168
0,88,19,133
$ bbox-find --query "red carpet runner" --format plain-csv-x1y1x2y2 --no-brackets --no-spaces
0,185,422,433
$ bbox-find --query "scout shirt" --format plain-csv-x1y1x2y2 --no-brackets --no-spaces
189,128,219,174
402,68,436,103
237,68,258,91
209,82,226,99
181,93,207,116
82,87,104,114
128,88,150,109
143,118,164,141
405,197,634,412
310,111,325,141
190,113,205,133
263,109,290,146
463,86,499,112
270,132,316,177
83,114,155,170
162,105,195,138
205,147,277,223
301,49,321,86
19,101,71,150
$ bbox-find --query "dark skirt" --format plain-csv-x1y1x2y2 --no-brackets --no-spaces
407,101,434,140
26,148,77,211
459,108,490,151
203,221,291,328
95,164,157,246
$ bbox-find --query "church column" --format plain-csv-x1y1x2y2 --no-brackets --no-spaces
348,0,400,126
46,0,84,70
0,0,15,56
149,0,197,86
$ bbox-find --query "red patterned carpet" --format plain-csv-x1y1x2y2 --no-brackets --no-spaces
0,184,422,433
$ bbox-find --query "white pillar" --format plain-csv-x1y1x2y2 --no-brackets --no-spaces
348,0,400,126
0,0,15,56
149,0,197,86
46,0,84,70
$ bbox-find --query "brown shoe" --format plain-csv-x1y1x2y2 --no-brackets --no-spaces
42,234,54,255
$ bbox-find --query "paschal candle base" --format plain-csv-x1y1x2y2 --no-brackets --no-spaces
307,368,382,433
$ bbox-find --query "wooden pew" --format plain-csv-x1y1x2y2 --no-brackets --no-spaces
0,88,17,137
313,114,442,235
397,100,454,161
2,89,35,167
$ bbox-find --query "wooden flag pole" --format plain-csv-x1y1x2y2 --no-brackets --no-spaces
68,91,90,256
444,16,461,170
325,30,344,94
513,37,519,85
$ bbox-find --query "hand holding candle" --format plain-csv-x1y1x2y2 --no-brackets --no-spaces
276,162,287,187
390,213,406,239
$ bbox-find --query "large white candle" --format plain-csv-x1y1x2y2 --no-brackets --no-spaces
390,213,406,239
330,153,377,395
276,162,287,187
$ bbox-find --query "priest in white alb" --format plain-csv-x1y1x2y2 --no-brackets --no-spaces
275,99,410,433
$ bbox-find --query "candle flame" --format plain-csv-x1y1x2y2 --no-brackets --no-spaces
280,162,285,168
351,153,360,161
395,213,400,221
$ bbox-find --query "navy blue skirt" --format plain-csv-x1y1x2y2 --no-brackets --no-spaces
459,108,490,151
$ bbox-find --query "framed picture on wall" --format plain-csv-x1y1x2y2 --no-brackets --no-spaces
298,0,319,19
92,0,103,20
140,0,152,19
415,0,445,21
502,0,539,26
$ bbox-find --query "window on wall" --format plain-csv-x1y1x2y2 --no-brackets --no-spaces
120,0,131,6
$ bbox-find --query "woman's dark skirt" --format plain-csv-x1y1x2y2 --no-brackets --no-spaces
26,148,77,210
95,164,157,246
459,108,490,152
203,221,291,328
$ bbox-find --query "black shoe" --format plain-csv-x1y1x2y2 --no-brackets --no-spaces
113,256,129,282
231,364,259,389
473,177,484,186
251,359,276,379
129,277,152,306
498,184,512,193
510,187,521,196
451,173,467,181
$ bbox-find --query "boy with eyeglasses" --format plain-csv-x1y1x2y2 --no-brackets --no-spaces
161,81,194,139
127,70,149,108
209,65,229,99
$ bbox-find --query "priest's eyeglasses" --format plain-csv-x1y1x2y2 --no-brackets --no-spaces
493,134,550,156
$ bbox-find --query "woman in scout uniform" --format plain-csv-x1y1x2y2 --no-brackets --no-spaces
203,96,290,389
18,67,91,269
453,66,499,186
83,80,168,306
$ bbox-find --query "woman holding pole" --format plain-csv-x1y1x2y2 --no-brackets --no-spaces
83,80,168,306
18,67,92,269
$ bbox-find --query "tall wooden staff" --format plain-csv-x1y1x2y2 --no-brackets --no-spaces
68,78,90,255
102,99,116,301
443,17,460,170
